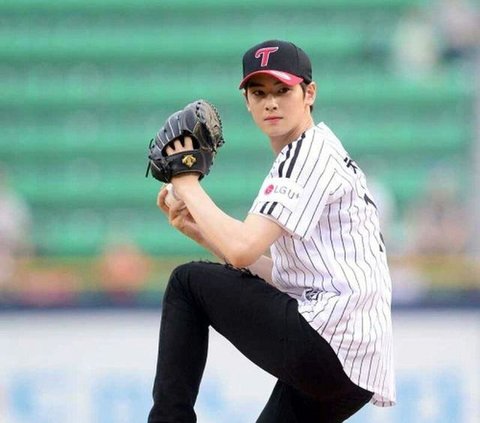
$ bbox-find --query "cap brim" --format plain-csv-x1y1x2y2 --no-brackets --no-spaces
239,70,303,89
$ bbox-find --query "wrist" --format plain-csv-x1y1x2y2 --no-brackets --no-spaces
171,174,200,198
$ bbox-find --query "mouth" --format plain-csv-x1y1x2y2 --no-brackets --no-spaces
264,116,282,122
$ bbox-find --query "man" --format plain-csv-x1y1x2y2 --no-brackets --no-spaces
148,40,396,423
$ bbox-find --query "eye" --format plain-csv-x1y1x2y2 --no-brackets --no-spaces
278,86,290,94
251,89,265,97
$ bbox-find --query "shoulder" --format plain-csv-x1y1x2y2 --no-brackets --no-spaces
281,123,345,156
269,123,351,181
274,124,324,165
315,122,348,155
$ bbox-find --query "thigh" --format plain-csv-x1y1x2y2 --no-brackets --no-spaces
169,261,295,379
257,380,373,423
283,305,356,400
170,261,365,402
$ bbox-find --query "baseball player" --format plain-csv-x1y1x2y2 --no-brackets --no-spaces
148,40,396,423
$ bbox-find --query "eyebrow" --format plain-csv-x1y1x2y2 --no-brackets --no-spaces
247,80,284,88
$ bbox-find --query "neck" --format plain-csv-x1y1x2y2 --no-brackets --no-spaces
270,115,315,155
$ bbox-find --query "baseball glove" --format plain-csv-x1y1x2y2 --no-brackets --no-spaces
146,99,225,183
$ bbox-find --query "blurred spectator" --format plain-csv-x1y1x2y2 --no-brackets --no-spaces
0,166,33,287
14,265,81,307
391,7,440,80
404,167,468,256
431,0,480,63
391,1,480,80
390,166,471,304
96,240,153,304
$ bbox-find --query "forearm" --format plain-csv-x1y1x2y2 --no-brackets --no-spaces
195,230,226,261
174,181,252,266
199,231,273,285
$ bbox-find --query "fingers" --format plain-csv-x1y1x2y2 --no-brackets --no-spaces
170,206,189,225
171,205,185,215
184,136,194,149
157,186,169,212
157,185,192,233
158,187,185,214
165,136,194,156
169,198,185,214
159,187,187,216
165,139,183,156
164,139,181,156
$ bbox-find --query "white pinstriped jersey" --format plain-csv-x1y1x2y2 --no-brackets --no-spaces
249,122,396,406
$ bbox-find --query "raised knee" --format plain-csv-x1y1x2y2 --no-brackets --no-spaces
168,262,195,289
163,261,216,306
165,261,208,295
169,261,205,282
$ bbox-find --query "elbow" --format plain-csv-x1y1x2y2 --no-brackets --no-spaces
225,242,260,269
227,255,254,269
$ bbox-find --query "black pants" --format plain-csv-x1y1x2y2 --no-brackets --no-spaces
148,261,372,423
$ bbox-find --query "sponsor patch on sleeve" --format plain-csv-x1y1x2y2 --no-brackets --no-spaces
257,177,303,212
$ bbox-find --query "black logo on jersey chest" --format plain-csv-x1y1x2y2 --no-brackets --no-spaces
343,156,358,174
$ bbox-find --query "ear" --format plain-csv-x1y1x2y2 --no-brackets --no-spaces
305,82,316,107
243,91,251,112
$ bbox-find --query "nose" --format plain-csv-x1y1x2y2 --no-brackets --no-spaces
265,94,278,111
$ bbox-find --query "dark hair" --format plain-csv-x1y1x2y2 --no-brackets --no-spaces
244,81,314,112
300,82,314,112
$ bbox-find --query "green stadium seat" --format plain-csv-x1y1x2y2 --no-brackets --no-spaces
0,0,472,257
1,70,470,110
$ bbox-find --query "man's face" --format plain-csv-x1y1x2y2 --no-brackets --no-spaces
244,74,315,140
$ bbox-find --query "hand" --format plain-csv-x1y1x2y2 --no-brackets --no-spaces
165,136,200,195
164,183,185,209
157,186,204,245
164,136,194,156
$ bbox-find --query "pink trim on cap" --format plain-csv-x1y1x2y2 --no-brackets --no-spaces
239,70,303,89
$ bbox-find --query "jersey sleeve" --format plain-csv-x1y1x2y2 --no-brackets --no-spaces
249,130,352,240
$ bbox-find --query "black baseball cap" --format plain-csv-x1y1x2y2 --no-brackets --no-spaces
239,40,312,89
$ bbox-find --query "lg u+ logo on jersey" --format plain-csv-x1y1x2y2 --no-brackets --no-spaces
255,47,279,67
259,177,303,212
264,183,300,200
